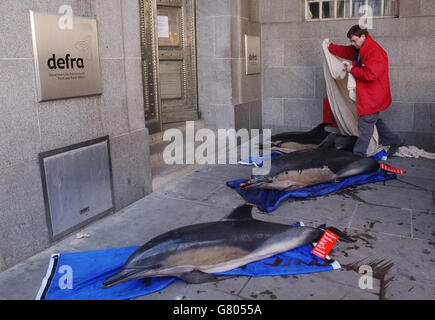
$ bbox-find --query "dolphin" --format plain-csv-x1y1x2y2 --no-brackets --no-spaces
242,134,379,191
260,123,357,154
269,123,331,150
102,204,355,288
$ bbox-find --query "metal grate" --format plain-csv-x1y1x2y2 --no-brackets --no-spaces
39,136,114,241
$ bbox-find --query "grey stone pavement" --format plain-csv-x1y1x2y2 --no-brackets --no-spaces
0,156,434,300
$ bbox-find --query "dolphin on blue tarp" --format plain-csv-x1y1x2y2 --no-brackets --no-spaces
242,134,379,191
102,204,355,288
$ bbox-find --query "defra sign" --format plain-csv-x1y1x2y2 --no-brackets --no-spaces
30,11,102,102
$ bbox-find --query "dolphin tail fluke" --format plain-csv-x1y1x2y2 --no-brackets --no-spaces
327,227,357,243
317,224,356,243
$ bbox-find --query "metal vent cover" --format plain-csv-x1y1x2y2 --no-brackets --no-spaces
39,136,114,241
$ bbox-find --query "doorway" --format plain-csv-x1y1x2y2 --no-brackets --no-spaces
139,0,199,134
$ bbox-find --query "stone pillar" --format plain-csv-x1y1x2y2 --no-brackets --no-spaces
196,0,262,131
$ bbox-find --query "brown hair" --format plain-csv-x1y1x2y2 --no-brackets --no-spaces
347,25,369,38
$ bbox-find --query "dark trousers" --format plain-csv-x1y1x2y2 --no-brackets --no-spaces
353,113,403,157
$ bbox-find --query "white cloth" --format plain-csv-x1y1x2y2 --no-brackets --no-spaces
394,146,435,160
322,39,381,156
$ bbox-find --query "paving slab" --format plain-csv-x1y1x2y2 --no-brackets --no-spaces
412,210,435,241
350,204,412,238
186,164,252,183
135,278,245,301
329,229,434,283
201,184,248,209
60,196,232,252
382,274,435,300
271,197,358,229
326,183,434,212
238,272,379,300
384,175,435,192
151,176,224,203
386,157,435,179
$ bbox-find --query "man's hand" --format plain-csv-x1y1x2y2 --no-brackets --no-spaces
343,61,353,73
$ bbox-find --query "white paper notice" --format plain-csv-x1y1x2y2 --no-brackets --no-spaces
157,16,169,38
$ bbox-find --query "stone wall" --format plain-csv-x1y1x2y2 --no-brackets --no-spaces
196,0,262,132
261,0,435,151
0,0,152,271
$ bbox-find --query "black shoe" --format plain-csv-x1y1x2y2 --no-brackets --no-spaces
387,145,399,156
387,141,404,157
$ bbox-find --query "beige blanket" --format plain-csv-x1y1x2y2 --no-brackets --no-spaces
322,39,381,156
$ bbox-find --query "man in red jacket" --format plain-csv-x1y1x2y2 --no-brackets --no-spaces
328,25,403,156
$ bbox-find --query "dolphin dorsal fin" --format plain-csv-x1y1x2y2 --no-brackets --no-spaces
316,133,337,149
226,204,253,220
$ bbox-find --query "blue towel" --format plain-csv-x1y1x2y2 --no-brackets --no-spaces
371,149,388,161
227,170,396,213
36,230,339,300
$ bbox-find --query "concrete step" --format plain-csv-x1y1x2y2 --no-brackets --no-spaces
148,121,259,192
149,120,205,145
151,163,201,191
149,120,213,192
149,120,206,165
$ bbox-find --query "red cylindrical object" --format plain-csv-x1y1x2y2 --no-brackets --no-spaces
323,98,338,127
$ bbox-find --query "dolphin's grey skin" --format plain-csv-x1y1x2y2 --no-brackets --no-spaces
102,204,354,288
271,123,331,147
264,123,357,154
242,134,379,191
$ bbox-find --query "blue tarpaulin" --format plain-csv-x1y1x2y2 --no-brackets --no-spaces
36,225,339,300
227,170,396,213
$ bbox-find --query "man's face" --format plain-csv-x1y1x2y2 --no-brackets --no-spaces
349,34,366,49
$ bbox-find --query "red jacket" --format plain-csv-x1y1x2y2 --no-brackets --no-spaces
328,35,392,116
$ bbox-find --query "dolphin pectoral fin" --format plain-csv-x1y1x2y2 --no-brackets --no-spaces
177,271,219,284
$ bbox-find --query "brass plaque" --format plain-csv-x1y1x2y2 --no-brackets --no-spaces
245,35,261,75
30,11,102,102
159,61,183,99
